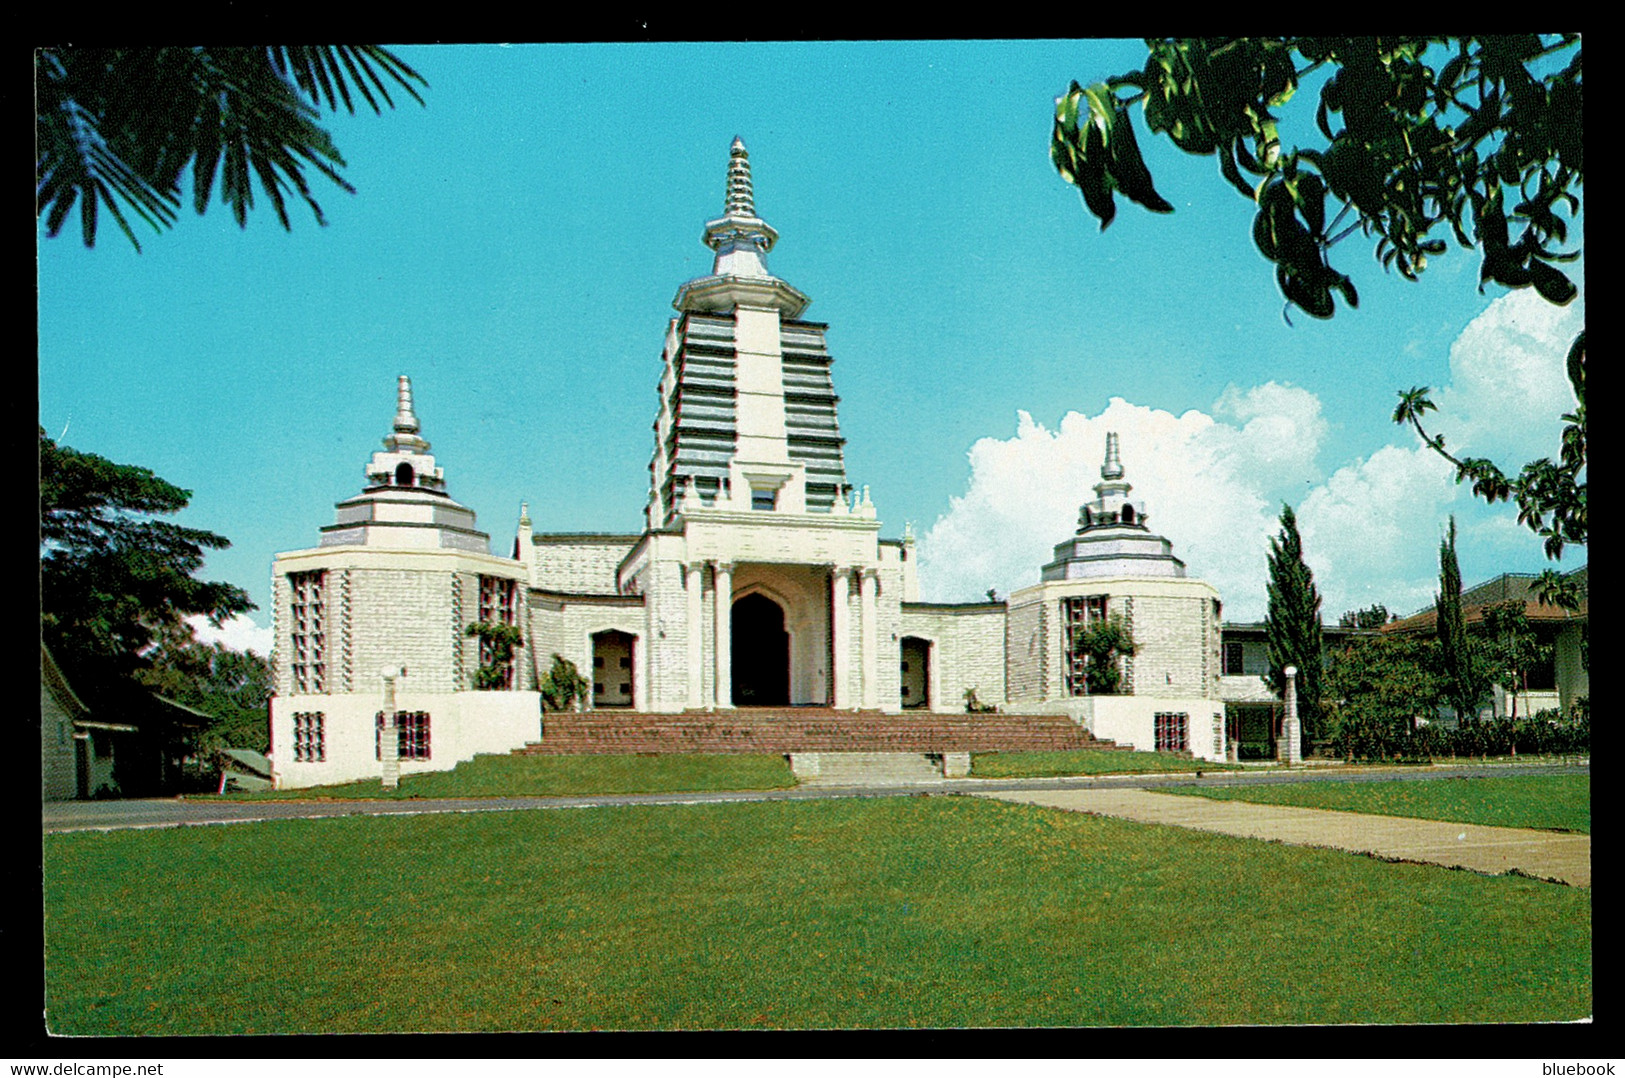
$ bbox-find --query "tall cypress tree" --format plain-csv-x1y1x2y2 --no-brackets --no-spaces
1436,516,1488,723
1265,504,1324,740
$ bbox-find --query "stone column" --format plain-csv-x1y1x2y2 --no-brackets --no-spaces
859,567,879,710
685,562,704,709
379,667,401,790
830,566,851,709
1281,664,1302,765
713,561,734,709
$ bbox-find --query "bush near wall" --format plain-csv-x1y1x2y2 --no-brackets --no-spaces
1331,701,1589,763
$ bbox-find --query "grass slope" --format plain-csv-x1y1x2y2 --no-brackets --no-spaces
45,796,1589,1033
213,753,798,800
1164,774,1590,833
971,749,1239,778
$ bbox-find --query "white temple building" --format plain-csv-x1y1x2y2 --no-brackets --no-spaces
267,139,1226,787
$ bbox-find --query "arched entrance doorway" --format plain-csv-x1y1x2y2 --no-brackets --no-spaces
732,592,789,706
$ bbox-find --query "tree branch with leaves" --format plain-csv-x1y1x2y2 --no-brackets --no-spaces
1054,37,1584,567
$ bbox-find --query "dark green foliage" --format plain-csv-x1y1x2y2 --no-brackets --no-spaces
1479,600,1553,719
1071,615,1139,695
1338,604,1391,629
1332,710,1588,763
37,46,425,250
1323,634,1442,749
1264,504,1324,739
539,653,590,713
1054,39,1584,560
465,622,524,690
40,429,254,700
1055,37,1580,319
1435,517,1490,722
136,626,270,753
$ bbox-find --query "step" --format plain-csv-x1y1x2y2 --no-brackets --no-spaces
791,752,947,786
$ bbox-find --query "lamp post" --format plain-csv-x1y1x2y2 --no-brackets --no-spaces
380,666,403,790
1281,664,1302,766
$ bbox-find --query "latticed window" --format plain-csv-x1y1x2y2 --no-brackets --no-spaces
1155,712,1189,753
1063,595,1110,696
477,575,519,689
1223,641,1246,676
376,710,432,760
293,711,325,762
289,571,327,693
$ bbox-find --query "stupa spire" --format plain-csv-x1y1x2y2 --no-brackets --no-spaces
673,139,810,317
383,375,429,454
724,136,756,217
1101,431,1124,480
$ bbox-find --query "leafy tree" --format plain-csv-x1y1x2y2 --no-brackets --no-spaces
40,429,254,700
1054,37,1583,561
1072,615,1139,695
1434,516,1490,722
1338,603,1392,629
37,46,426,251
137,624,271,752
539,654,591,713
1264,504,1324,739
1324,634,1442,741
1479,599,1552,720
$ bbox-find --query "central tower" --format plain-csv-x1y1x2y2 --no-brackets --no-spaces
620,138,913,714
648,137,849,525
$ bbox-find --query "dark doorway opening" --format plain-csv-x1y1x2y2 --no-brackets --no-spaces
732,592,789,706
901,636,930,709
591,630,635,708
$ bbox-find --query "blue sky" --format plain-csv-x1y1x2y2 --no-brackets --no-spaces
38,42,1584,650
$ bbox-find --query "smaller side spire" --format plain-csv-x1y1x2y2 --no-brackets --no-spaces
1101,431,1124,480
384,375,430,454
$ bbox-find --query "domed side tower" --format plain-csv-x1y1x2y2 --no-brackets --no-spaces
268,377,535,790
1004,432,1226,762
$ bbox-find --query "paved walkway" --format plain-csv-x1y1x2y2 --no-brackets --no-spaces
976,788,1591,886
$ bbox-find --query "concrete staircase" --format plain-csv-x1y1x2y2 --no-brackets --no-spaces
793,752,948,786
514,707,1126,756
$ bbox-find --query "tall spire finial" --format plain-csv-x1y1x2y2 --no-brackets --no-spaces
725,136,755,217
383,374,429,455
395,375,419,435
1101,431,1124,480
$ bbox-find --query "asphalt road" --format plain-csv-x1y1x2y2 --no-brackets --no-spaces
40,759,1588,834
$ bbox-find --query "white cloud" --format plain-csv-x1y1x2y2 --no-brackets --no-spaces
188,613,273,656
1431,285,1583,466
1296,445,1459,619
917,287,1579,625
918,394,1315,620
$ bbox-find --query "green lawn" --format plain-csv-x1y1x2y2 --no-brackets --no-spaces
210,752,798,800
45,796,1589,1033
1164,774,1590,833
971,749,1240,778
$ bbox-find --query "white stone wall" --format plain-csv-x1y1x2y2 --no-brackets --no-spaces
530,537,639,595
1021,694,1227,764
1005,597,1047,703
900,604,1007,712
349,568,460,692
526,594,648,709
270,691,542,788
643,555,691,710
1128,595,1217,698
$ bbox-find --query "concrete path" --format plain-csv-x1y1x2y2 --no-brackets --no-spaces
976,788,1591,886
